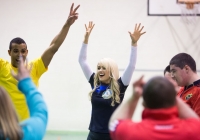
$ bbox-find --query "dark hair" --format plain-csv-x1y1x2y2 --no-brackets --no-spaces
164,65,170,76
9,37,27,50
142,76,176,109
169,53,196,72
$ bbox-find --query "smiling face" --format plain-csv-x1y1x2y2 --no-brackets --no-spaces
97,63,111,84
8,43,28,68
96,58,119,84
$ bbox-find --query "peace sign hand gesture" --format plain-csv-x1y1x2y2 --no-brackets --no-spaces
66,3,80,26
129,23,146,46
84,21,95,44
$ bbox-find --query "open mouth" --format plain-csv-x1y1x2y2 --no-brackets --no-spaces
16,59,20,62
99,73,105,78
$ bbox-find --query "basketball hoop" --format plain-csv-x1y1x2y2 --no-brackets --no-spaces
178,0,200,24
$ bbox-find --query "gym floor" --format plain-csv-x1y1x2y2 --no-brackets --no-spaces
44,131,88,140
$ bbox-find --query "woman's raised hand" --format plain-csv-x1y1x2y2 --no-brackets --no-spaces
129,23,146,46
84,21,95,44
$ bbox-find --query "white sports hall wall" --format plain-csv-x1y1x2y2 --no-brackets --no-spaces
0,0,200,131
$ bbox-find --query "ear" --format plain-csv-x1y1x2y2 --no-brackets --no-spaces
8,50,11,56
184,65,190,73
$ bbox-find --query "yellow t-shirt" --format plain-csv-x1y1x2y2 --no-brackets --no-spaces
0,57,47,121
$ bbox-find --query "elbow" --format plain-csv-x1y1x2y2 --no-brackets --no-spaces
78,58,82,65
49,43,59,54
78,56,86,65
78,57,81,64
51,47,59,54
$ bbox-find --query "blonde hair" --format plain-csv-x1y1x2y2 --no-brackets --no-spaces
0,87,22,140
89,58,120,106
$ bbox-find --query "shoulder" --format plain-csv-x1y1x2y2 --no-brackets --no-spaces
118,77,128,93
89,73,95,85
189,85,200,98
29,57,43,64
193,85,200,92
0,58,10,70
0,58,8,65
0,58,5,62
29,57,46,70
118,77,128,87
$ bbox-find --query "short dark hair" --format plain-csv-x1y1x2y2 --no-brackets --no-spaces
142,76,176,109
9,37,27,50
164,65,170,76
169,53,196,72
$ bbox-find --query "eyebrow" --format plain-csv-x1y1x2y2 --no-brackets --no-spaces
13,48,27,50
170,69,175,72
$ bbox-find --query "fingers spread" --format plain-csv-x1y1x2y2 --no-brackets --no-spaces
85,21,95,33
136,23,141,31
141,32,146,35
134,24,137,32
90,24,95,32
89,21,93,27
139,26,144,32
70,3,74,14
73,5,80,13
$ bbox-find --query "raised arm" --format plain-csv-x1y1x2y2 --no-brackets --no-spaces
78,22,94,81
109,76,144,124
121,23,146,85
11,56,48,140
41,3,80,68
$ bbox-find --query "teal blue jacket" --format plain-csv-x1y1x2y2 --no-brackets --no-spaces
19,78,48,140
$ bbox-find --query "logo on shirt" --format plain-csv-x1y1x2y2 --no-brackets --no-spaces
185,93,193,100
154,125,174,130
102,89,112,99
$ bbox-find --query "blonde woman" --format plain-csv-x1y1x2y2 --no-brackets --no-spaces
0,56,48,140
79,21,146,140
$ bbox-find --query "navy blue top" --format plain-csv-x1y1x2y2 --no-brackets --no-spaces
88,73,128,133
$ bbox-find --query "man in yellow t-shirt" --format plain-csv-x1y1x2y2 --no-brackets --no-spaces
0,3,80,121
0,57,47,120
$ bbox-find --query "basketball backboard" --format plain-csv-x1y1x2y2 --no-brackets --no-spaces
148,0,200,16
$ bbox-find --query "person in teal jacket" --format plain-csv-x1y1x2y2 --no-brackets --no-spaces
0,55,48,140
